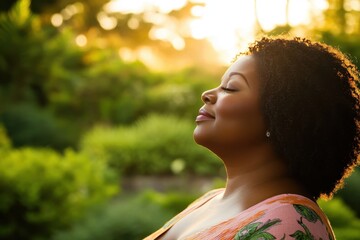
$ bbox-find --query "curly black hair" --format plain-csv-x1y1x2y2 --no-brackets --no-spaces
240,37,360,200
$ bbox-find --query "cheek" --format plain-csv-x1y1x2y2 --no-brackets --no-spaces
216,96,265,137
218,97,259,121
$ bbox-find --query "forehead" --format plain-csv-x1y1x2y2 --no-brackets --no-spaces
222,55,259,86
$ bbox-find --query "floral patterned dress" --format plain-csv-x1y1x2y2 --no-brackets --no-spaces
144,189,335,240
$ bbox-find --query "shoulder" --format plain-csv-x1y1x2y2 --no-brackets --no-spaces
233,194,335,240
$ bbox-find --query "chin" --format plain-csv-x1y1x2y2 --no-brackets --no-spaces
193,126,208,146
193,127,217,151
193,127,202,145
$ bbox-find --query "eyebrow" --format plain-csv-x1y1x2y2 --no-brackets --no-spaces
228,72,249,87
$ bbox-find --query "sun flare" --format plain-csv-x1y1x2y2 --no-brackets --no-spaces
102,0,328,65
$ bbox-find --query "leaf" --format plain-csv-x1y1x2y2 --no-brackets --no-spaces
250,232,276,240
242,222,262,234
289,229,316,240
257,218,282,232
290,218,316,240
234,219,281,240
234,222,262,239
293,204,322,223
290,230,310,240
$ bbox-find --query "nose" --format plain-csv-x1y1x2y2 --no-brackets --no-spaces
201,88,217,104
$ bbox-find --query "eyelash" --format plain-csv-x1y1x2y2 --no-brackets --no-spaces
221,87,236,92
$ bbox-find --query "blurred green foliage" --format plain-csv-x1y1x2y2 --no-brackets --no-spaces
0,0,71,107
319,197,360,240
0,104,75,150
52,192,175,240
0,133,119,239
336,167,360,217
80,114,222,176
0,124,11,149
52,189,198,240
141,189,198,215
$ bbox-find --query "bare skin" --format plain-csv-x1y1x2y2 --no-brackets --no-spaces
159,56,308,240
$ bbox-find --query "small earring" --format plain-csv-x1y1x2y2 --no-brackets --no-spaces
266,131,271,138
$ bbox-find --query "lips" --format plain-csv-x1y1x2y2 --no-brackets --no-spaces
196,108,215,122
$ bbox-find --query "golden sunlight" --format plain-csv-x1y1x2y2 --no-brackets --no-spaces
104,0,329,65
188,0,256,63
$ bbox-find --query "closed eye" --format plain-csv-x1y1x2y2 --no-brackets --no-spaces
221,87,236,92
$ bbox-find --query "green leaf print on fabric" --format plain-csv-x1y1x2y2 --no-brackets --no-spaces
293,204,322,223
234,218,281,240
290,230,314,240
291,204,333,240
290,217,315,240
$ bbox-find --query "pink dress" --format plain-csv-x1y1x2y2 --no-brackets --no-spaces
144,189,335,240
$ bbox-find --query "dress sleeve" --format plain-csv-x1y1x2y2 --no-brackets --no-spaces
233,203,335,240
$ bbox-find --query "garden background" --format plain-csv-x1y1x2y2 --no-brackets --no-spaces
1,0,360,239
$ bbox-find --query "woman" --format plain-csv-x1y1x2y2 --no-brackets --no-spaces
144,37,360,240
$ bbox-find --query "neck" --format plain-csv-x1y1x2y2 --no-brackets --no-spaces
214,143,308,209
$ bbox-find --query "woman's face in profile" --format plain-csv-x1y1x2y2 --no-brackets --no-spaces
194,55,266,153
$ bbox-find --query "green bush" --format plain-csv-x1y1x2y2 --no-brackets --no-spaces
318,197,360,239
0,104,76,150
0,147,119,240
141,189,197,215
53,192,174,240
0,124,11,149
80,114,222,176
336,167,360,217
